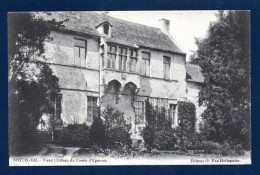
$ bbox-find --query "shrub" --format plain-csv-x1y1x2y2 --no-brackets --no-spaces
143,125,155,152
90,117,106,147
177,101,196,133
9,113,39,155
214,142,245,156
101,105,131,148
55,124,90,147
75,146,132,158
107,126,132,149
200,140,222,154
154,129,177,150
173,127,206,151
232,144,245,155
143,100,174,151
102,105,126,130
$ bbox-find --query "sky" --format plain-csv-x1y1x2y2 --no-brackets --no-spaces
107,11,218,60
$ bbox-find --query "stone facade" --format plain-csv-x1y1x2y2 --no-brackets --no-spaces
40,12,204,147
187,82,206,132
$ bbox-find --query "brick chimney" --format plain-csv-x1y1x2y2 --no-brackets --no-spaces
159,18,170,34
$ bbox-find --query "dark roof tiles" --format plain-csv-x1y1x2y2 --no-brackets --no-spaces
39,11,185,54
186,64,205,83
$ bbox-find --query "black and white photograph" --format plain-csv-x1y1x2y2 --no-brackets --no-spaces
8,11,251,166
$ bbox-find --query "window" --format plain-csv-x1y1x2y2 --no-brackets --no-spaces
135,101,144,124
107,44,117,69
56,94,62,119
142,52,150,76
129,49,137,72
74,38,86,66
163,56,171,80
51,93,62,120
169,104,177,125
87,97,98,122
104,23,109,35
119,47,127,71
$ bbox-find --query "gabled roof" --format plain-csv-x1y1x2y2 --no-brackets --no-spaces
38,11,185,55
186,64,205,83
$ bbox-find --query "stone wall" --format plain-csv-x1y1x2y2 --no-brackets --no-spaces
187,82,206,132
44,30,189,131
45,31,100,69
137,48,187,100
40,29,207,148
44,31,101,124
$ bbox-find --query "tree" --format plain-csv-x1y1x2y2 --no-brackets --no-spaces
9,66,60,155
90,116,106,147
99,106,131,148
188,50,200,65
102,105,127,133
192,11,250,149
8,12,65,83
8,13,66,155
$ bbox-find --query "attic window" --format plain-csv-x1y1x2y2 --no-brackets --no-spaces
104,23,109,35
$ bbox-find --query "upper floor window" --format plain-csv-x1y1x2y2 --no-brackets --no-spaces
163,56,171,80
74,38,86,59
129,49,137,72
104,23,109,35
142,52,150,76
87,96,98,122
74,38,86,66
119,47,127,71
107,44,117,69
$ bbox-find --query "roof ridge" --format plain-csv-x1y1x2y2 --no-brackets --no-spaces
39,11,186,54
105,13,162,31
67,11,161,31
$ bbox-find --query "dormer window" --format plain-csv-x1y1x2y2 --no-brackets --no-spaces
95,21,113,36
104,23,109,35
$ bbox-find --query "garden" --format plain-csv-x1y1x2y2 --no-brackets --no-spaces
39,101,248,159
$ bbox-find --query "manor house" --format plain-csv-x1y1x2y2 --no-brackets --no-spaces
41,12,205,147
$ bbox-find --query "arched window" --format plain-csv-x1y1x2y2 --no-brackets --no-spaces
104,23,109,35
107,80,121,94
122,82,137,95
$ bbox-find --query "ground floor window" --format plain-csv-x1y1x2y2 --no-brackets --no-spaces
135,101,144,124
51,93,62,120
87,96,98,122
169,104,177,125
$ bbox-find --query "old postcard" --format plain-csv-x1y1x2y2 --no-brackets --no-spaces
8,11,251,166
